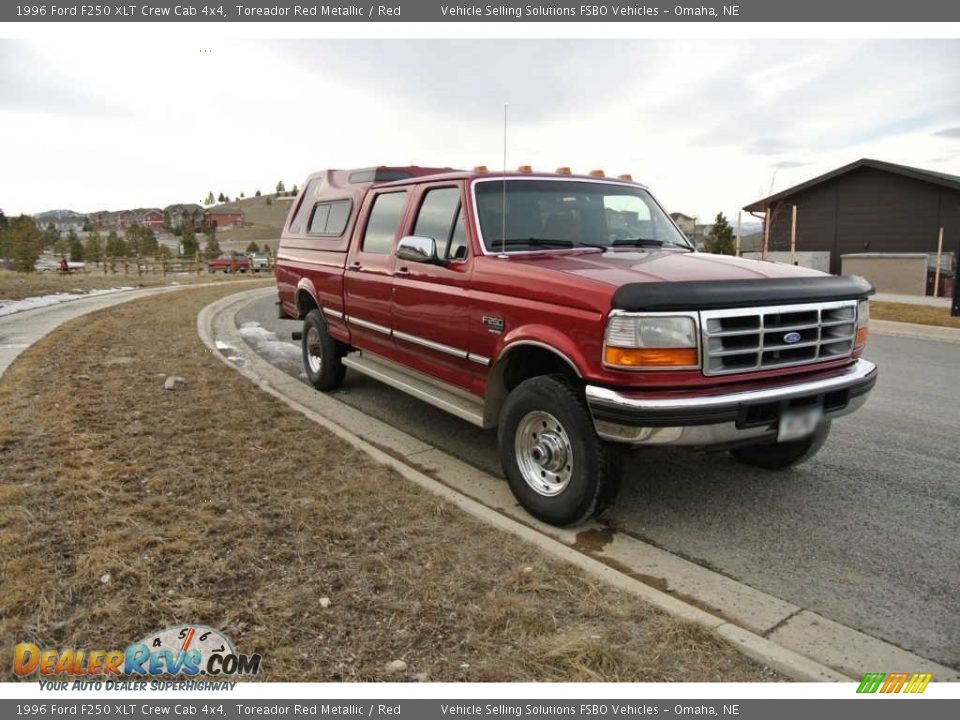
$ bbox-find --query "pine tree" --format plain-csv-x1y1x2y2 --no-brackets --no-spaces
205,191,215,205
10,216,43,272
246,241,260,253
704,212,736,255
180,228,199,258
69,231,85,262
276,181,285,194
255,190,261,197
84,231,103,264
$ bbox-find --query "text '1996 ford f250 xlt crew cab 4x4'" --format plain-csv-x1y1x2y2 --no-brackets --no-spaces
275,165,877,526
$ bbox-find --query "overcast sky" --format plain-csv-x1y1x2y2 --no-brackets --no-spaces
1,39,958,222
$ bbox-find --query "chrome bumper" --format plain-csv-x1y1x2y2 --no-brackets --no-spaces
585,359,877,446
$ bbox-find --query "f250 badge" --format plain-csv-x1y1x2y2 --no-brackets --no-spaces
482,315,505,334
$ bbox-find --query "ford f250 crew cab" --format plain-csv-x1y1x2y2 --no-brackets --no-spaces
275,165,877,526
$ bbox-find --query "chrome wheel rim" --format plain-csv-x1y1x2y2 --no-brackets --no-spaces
515,410,573,496
305,326,322,374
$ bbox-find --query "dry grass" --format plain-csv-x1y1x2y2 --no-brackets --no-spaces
0,268,253,303
871,301,960,329
0,286,780,683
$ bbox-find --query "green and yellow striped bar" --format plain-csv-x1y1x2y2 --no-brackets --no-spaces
857,672,932,694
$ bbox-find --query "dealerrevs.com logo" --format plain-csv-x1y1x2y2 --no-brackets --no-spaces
14,625,261,683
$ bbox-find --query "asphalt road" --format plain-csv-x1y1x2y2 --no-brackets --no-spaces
237,295,960,670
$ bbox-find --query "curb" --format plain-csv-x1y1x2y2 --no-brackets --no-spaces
199,288,863,683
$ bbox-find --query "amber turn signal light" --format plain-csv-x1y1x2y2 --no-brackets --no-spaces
855,327,869,348
604,347,698,368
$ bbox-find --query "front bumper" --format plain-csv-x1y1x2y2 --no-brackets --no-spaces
585,359,877,446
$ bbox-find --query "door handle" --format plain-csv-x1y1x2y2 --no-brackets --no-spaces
393,266,410,276
347,262,362,272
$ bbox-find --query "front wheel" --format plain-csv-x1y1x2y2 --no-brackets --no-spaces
730,420,832,470
301,309,346,391
498,375,620,526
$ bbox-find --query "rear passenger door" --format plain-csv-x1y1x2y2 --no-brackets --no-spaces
390,182,479,390
344,189,408,356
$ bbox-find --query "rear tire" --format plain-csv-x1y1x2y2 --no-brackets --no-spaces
302,309,346,391
498,375,620,527
730,420,832,470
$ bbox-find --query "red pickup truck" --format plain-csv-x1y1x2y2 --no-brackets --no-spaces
276,166,877,526
207,253,250,273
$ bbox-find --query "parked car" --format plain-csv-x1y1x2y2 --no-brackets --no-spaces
249,252,272,272
275,165,877,526
207,253,250,273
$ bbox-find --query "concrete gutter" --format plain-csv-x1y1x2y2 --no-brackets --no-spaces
199,287,960,684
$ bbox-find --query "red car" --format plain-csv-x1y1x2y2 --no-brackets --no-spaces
207,254,250,273
276,166,877,526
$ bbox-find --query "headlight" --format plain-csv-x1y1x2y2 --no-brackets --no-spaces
855,299,869,349
603,314,699,370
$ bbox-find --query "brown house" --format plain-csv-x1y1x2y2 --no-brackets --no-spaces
205,207,245,229
743,159,960,274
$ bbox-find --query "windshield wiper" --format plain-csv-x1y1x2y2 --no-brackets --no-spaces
497,237,607,250
611,237,692,250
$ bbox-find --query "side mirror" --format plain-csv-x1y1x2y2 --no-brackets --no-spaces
397,235,443,265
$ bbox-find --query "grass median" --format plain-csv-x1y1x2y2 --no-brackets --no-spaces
0,267,257,303
0,285,780,682
870,301,960,329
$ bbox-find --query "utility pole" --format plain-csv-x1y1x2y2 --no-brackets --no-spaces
790,204,798,265
933,227,943,298
735,211,741,257
762,208,771,261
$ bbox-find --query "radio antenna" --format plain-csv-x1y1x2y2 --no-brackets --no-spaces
499,103,507,258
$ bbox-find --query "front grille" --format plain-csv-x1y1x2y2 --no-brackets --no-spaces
701,301,857,376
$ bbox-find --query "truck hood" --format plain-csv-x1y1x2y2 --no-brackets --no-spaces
505,248,826,286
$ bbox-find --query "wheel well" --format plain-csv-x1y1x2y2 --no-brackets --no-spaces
484,344,581,427
295,289,319,319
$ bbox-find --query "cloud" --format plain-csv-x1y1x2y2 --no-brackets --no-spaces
0,42,121,117
771,161,810,169
933,126,960,139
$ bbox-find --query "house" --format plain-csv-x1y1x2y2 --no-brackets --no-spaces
165,204,205,231
743,159,960,276
204,207,245,229
669,212,696,238
140,209,164,230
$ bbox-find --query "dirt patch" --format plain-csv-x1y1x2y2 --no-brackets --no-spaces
0,268,255,303
0,286,782,682
871,301,960,329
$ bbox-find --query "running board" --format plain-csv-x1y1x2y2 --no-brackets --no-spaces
341,353,485,427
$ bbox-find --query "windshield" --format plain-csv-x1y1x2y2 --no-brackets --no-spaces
474,179,692,253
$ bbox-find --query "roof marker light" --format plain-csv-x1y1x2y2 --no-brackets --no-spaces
618,173,633,181
589,169,606,177
517,165,533,173
473,165,489,173
556,166,572,175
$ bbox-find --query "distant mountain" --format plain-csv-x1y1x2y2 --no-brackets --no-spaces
32,209,87,221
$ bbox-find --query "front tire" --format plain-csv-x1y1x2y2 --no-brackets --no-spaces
301,309,345,391
498,375,620,526
730,420,832,470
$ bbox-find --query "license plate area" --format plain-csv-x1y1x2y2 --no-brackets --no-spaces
777,405,823,442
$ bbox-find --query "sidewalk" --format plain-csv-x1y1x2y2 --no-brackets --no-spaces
873,292,952,308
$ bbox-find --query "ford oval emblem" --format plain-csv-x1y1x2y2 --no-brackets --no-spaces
783,331,802,344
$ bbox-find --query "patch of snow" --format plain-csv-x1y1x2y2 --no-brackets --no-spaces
0,287,137,318
214,341,235,351
238,321,301,364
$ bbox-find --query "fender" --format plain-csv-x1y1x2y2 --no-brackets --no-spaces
491,323,588,377
294,277,321,319
481,324,589,427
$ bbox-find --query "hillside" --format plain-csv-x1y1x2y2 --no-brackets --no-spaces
208,193,296,250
